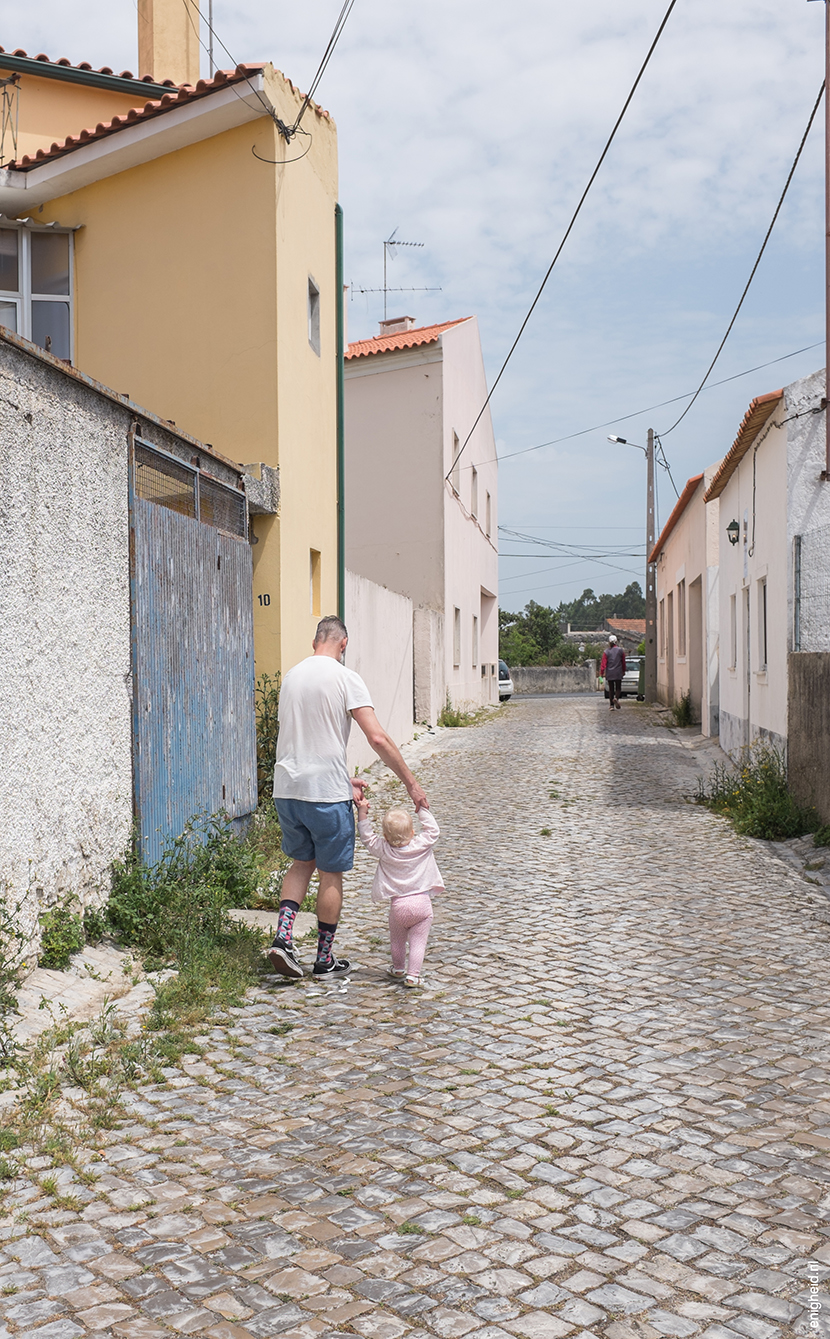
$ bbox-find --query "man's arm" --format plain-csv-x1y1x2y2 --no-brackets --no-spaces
351,706,429,810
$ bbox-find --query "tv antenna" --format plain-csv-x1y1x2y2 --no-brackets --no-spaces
351,228,441,319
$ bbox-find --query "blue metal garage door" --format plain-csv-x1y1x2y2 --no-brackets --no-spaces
130,438,257,865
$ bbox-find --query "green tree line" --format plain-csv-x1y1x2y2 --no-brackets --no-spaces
499,583,645,666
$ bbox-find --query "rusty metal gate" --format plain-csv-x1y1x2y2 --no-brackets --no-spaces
129,437,257,865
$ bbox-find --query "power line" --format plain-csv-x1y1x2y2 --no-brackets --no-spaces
660,79,825,436
444,0,680,483
488,340,824,468
289,0,356,137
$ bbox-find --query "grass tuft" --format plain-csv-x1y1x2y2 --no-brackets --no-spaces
695,743,819,840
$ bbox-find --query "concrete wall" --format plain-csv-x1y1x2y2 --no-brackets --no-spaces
34,65,340,681
414,605,445,727
511,666,597,695
345,570,414,773
718,416,788,758
441,319,499,710
0,340,134,945
788,652,830,822
785,369,830,655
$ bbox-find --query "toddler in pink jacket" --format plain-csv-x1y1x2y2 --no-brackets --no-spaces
356,798,443,987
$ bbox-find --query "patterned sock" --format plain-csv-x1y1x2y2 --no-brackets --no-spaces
316,920,338,965
274,900,300,947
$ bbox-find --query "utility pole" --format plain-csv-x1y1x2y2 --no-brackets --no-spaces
645,427,657,702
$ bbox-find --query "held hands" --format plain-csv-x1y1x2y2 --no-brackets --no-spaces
356,796,370,820
351,776,367,805
407,781,429,811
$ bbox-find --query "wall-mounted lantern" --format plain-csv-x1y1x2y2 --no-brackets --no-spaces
726,518,740,546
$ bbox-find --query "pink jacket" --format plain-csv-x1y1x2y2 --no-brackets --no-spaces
357,809,445,904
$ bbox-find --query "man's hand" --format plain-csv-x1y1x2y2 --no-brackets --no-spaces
407,781,429,811
351,776,367,805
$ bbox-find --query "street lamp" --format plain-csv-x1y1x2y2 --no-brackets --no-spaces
606,430,656,703
726,518,740,546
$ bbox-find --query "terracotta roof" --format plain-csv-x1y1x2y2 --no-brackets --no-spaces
648,473,704,564
0,44,175,88
605,618,646,633
8,64,268,171
703,390,783,503
346,318,471,360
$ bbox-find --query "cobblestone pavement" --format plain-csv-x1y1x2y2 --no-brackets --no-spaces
3,696,830,1339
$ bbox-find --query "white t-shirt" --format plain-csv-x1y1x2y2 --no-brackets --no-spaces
272,655,373,803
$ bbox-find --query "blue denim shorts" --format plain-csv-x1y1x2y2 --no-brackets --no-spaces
275,799,355,872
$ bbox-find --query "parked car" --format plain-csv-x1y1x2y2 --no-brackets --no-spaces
604,655,644,699
498,659,514,701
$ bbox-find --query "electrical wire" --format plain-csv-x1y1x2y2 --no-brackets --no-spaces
290,0,355,136
444,0,680,483
474,340,824,470
660,79,825,436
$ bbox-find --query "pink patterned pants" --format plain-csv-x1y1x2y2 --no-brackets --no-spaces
388,894,433,976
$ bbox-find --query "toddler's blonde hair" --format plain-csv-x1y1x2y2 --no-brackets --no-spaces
383,809,414,847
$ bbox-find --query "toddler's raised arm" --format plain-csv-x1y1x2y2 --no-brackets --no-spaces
417,808,440,845
357,817,384,857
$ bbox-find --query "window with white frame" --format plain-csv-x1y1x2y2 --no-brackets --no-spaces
472,614,478,667
0,225,73,362
471,466,478,519
453,606,461,667
485,490,491,538
730,594,737,669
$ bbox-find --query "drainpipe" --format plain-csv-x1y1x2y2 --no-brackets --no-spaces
335,203,346,620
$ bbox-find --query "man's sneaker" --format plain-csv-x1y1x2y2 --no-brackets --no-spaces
268,939,304,979
313,955,351,976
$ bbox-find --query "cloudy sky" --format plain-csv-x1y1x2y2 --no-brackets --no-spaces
7,1,827,610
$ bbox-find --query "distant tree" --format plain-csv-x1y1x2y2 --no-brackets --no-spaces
557,581,645,629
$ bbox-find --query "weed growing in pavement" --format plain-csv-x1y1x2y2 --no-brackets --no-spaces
694,744,819,840
0,892,26,1070
540,828,552,837
437,693,488,728
397,1221,426,1234
462,1214,481,1226
814,824,830,848
671,691,694,728
38,897,84,970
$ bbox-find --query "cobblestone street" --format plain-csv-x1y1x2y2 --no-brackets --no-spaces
3,695,830,1339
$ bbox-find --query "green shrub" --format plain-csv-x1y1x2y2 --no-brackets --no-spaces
438,693,483,728
671,691,693,728
107,813,262,960
695,744,819,841
0,893,26,1068
83,906,108,944
39,898,84,970
255,673,281,799
814,825,830,848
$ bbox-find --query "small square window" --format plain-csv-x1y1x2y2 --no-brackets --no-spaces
308,277,320,355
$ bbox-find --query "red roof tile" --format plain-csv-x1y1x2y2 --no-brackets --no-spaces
648,473,704,563
9,64,270,171
346,318,471,360
703,390,783,502
0,44,175,85
605,618,646,633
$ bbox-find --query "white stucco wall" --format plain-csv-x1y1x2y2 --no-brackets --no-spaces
345,317,500,722
345,569,414,773
441,319,499,710
718,416,788,757
0,341,134,945
785,368,830,654
654,480,707,717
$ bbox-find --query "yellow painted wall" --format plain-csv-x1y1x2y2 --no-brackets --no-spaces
33,65,338,680
10,72,156,163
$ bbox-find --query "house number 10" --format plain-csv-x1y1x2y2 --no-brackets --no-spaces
257,594,271,606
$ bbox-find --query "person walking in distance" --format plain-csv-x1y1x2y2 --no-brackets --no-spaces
269,615,429,979
600,634,626,711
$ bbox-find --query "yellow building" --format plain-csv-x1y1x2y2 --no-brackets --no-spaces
0,2,341,676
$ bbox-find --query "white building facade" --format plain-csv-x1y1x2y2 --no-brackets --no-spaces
344,317,499,725
706,370,830,760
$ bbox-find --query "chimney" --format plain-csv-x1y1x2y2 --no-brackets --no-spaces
138,0,201,86
378,316,416,337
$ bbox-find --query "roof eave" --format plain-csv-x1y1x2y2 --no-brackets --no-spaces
0,73,269,213
703,391,783,503
0,50,173,98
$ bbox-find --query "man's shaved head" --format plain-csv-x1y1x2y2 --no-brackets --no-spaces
314,615,348,645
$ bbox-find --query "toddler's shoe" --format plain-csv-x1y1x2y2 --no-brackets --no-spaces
404,974,422,988
389,967,406,980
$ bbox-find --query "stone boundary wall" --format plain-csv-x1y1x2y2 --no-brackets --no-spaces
511,664,598,695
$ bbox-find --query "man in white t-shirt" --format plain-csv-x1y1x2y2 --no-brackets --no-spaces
269,615,429,979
